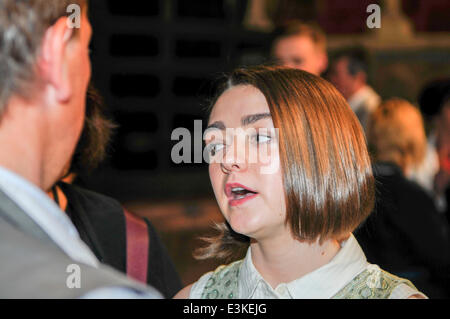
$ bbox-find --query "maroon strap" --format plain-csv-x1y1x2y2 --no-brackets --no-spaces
124,209,149,284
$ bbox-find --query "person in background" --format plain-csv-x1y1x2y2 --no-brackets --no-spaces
175,66,426,299
355,98,450,298
0,0,161,298
435,97,450,224
48,84,183,298
271,21,328,76
328,47,381,134
419,79,450,219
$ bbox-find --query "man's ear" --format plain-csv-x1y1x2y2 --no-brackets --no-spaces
39,17,73,102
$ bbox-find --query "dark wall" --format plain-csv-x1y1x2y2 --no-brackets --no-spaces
82,0,272,202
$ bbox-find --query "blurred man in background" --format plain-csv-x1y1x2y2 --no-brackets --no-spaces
328,48,381,133
271,21,328,76
419,80,450,220
435,97,450,209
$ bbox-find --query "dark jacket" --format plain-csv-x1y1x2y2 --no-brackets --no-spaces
355,162,450,298
58,182,183,298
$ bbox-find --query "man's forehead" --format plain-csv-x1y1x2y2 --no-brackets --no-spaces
281,34,315,47
332,57,349,69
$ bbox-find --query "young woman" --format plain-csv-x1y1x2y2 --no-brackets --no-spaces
175,65,426,299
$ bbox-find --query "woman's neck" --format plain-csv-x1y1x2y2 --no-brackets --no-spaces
250,234,341,289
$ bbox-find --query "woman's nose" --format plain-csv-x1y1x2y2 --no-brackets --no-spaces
220,137,248,173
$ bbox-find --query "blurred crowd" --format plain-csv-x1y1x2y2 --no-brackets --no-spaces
270,21,450,298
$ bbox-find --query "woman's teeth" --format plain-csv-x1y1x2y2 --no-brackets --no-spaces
231,187,255,199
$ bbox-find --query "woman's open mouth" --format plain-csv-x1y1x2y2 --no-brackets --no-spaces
225,183,259,207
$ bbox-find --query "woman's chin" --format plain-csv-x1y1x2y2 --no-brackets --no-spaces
227,212,262,238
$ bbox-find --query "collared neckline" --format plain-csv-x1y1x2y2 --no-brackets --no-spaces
238,234,368,299
0,165,99,267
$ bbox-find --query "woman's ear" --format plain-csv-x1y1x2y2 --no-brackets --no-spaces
38,17,73,102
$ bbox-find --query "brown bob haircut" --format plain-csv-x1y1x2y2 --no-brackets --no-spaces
196,65,375,261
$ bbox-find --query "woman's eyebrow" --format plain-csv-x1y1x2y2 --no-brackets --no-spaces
241,113,272,126
206,121,226,131
206,113,271,130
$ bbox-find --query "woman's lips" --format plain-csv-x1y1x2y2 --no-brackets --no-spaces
228,193,259,207
225,183,259,207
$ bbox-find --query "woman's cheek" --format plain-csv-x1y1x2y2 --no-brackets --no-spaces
209,164,224,201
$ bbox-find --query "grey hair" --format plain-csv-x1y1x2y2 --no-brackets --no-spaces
0,0,87,115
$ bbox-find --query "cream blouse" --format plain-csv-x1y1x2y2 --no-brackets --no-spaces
189,234,427,299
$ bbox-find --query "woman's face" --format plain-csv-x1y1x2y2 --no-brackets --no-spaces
205,85,287,241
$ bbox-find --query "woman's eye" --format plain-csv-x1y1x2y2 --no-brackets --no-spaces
251,134,271,144
208,143,225,157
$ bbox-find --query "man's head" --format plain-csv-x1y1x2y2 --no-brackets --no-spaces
0,0,91,190
328,48,368,100
271,21,328,76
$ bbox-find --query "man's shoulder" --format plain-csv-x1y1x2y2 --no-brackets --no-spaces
0,219,160,298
